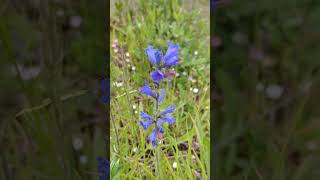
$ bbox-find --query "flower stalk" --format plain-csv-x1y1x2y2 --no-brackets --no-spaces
139,42,180,178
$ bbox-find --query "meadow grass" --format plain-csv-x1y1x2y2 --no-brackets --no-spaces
110,0,210,179
1,0,107,179
214,0,320,179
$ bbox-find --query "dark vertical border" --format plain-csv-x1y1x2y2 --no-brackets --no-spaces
106,0,110,162
210,0,216,179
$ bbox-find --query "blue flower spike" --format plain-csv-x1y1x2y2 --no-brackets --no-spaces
141,82,156,98
97,157,109,180
145,45,163,66
140,42,179,146
151,69,165,83
164,42,179,67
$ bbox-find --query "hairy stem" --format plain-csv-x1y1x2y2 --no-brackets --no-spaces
154,82,162,180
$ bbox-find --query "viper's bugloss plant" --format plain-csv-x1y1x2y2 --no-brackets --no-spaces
139,42,179,146
97,157,110,180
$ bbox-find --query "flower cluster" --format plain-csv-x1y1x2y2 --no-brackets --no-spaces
97,157,110,180
100,78,110,104
140,42,179,146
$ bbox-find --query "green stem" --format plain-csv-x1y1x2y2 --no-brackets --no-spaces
154,82,162,180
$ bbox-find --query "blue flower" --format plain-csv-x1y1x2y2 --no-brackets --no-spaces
100,78,110,104
145,45,163,66
97,157,109,180
140,111,154,121
160,115,176,125
151,70,164,83
148,129,157,146
163,42,179,67
140,112,154,130
158,89,166,102
161,105,176,115
141,82,156,98
140,120,154,130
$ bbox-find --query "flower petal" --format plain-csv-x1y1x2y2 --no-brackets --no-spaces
164,42,179,67
151,70,164,83
140,119,154,130
161,105,176,115
157,119,165,127
141,82,156,98
148,129,157,146
145,45,163,65
140,112,154,121
161,115,176,125
100,95,109,104
100,78,109,92
158,89,166,102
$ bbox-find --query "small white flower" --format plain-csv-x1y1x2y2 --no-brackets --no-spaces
192,88,199,94
192,155,196,160
126,52,130,57
176,73,180,77
172,162,177,169
115,82,123,87
133,147,137,152
205,106,209,110
114,39,119,44
188,76,193,81
79,155,87,165
131,66,136,71
194,51,198,55
134,110,138,114
72,137,83,151
265,84,283,100
112,43,117,48
125,58,130,63
190,88,193,91
69,15,82,28
114,49,119,53
182,72,187,76
132,105,137,110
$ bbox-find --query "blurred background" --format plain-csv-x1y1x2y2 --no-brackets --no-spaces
214,0,320,179
0,0,107,179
